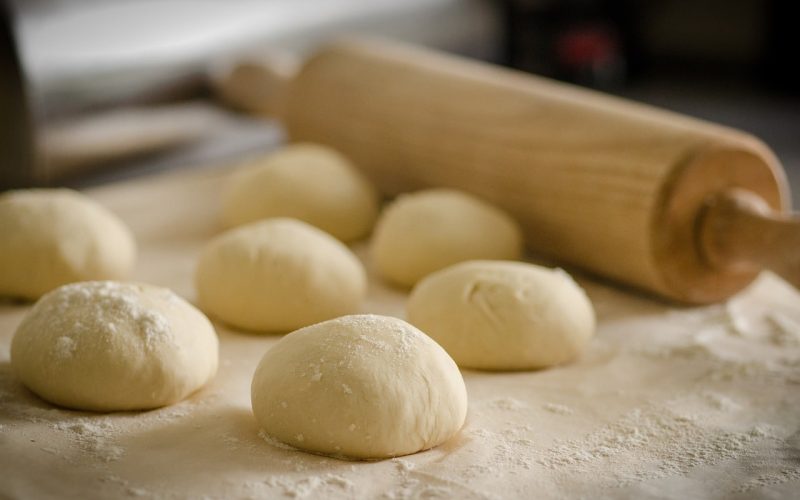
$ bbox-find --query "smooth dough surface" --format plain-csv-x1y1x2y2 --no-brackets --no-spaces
371,189,523,287
407,260,595,370
0,189,136,300
195,218,366,332
251,314,467,459
10,281,219,411
222,143,379,242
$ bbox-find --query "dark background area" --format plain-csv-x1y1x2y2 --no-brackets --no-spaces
502,0,800,200
503,0,798,93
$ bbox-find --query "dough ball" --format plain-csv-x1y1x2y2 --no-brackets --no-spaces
0,189,136,300
195,218,366,332
10,281,218,411
407,260,595,370
251,314,467,459
222,143,379,242
371,189,523,287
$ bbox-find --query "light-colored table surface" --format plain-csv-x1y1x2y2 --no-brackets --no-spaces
1,165,799,499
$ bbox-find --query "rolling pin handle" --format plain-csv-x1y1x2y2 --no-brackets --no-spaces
209,52,299,119
699,188,800,287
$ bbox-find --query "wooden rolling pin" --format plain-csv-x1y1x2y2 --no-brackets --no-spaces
214,38,798,304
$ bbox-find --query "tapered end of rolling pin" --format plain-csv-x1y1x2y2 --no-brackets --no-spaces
210,52,299,119
700,188,800,288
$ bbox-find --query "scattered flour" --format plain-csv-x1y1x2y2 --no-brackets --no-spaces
3,261,800,498
264,473,354,498
51,419,124,462
537,405,775,487
766,312,800,346
126,486,150,497
734,462,800,493
488,398,526,411
542,403,574,415
458,426,535,481
383,477,421,500
383,477,455,499
723,301,751,337
30,281,176,355
306,362,323,382
702,392,741,412
393,458,416,473
150,399,197,420
53,336,76,359
640,339,717,360
347,315,417,361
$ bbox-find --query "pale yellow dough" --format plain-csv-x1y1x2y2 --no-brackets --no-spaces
0,189,136,300
221,143,379,242
370,189,523,287
407,260,595,370
195,218,366,332
10,281,218,411
251,314,467,459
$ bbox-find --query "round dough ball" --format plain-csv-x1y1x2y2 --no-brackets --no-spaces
371,189,523,287
195,218,366,332
222,143,379,242
407,260,595,370
0,189,136,300
251,314,467,459
10,281,219,411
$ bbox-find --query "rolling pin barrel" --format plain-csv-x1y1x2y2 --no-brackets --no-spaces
216,39,794,303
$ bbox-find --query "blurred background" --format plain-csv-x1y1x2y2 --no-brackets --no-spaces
1,0,798,199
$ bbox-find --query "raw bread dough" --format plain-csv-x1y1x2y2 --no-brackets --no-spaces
0,189,136,300
195,218,366,332
10,281,218,411
221,143,379,242
371,189,523,287
251,314,467,459
407,260,595,370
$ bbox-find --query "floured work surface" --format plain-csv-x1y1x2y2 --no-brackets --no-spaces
1,166,799,499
